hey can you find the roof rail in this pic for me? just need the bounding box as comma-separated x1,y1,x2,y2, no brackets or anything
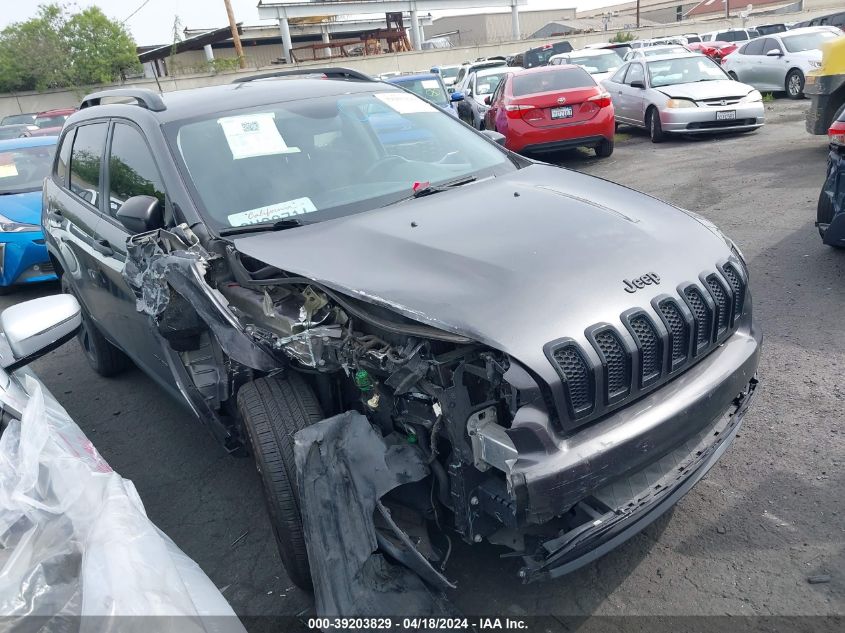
80,88,166,112
232,67,374,84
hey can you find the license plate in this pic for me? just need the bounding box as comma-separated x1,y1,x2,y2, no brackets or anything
716,110,737,121
551,106,573,119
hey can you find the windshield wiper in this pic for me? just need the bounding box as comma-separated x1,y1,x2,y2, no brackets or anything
412,175,477,198
219,217,310,237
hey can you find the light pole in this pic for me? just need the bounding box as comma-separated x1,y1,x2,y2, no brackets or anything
223,0,246,69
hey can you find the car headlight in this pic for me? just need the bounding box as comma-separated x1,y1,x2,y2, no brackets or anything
741,90,763,103
0,214,39,233
666,98,698,108
808,60,822,69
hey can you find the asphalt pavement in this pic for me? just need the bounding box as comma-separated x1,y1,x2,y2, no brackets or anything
2,98,842,625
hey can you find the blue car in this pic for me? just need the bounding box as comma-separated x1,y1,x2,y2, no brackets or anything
0,136,58,293
386,73,464,118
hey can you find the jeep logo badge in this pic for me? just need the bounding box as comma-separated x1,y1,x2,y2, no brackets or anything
623,272,661,293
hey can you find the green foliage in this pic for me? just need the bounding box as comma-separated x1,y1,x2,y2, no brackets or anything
762,92,775,103
0,3,141,92
610,31,636,43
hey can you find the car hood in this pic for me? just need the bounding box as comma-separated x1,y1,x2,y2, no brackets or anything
233,165,734,379
0,190,42,224
655,79,752,100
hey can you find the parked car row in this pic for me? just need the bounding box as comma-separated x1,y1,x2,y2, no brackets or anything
0,108,76,140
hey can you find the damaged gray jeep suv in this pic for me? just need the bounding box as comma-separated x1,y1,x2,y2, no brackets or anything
42,69,760,597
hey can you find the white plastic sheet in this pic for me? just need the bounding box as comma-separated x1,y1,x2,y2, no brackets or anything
0,371,244,631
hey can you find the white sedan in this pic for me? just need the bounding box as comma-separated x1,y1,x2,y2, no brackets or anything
549,48,622,83
722,26,843,98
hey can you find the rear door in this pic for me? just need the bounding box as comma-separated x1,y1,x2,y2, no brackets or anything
733,38,765,84
44,122,109,319
94,119,175,388
758,37,788,90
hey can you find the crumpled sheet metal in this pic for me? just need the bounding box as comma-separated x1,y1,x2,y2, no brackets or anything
294,411,454,622
123,231,277,371
0,374,243,631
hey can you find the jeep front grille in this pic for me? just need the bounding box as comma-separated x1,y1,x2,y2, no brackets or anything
551,343,593,418
546,261,747,425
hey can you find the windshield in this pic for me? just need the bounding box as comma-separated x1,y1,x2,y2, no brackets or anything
439,67,459,81
648,56,727,87
644,46,688,57
782,30,839,53
394,78,449,108
566,53,620,73
167,92,515,231
474,72,508,96
35,115,67,128
0,143,55,195
2,114,34,126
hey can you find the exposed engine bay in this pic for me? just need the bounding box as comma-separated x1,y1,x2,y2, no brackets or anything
122,223,760,617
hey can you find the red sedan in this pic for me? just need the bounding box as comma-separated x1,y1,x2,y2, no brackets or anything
687,41,739,63
483,65,615,157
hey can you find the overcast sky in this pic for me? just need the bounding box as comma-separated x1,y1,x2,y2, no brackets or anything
4,0,626,46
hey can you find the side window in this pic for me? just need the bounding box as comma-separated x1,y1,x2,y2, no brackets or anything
743,39,765,55
610,65,628,83
107,123,166,219
69,122,108,207
625,63,645,85
761,38,781,54
55,129,74,185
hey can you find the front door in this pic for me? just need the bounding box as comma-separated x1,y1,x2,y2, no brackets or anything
93,120,176,391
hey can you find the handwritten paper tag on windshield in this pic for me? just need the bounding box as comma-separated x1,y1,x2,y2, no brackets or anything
375,92,436,114
227,197,317,227
218,112,300,160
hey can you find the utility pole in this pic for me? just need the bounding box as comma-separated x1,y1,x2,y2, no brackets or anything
725,0,730,19
636,0,640,28
223,0,246,69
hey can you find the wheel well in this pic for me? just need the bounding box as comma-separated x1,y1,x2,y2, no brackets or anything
48,252,64,278
645,104,657,126
786,67,804,82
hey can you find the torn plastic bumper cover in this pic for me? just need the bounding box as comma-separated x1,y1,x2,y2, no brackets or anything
294,411,455,617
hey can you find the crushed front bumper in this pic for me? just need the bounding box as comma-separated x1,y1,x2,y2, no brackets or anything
521,373,758,582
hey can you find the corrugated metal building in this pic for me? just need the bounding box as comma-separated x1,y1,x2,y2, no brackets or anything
430,8,577,45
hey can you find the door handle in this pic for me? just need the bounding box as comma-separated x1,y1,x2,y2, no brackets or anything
92,238,113,257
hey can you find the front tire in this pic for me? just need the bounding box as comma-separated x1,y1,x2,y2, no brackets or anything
786,69,804,99
237,373,324,590
61,275,131,377
595,137,614,157
648,107,665,143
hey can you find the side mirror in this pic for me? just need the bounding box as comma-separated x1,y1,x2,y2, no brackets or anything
450,91,465,102
116,195,163,234
765,48,783,56
630,80,646,89
484,95,492,105
481,130,506,146
1,294,81,371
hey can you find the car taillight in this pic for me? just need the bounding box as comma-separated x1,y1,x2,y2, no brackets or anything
588,92,612,108
829,121,845,146
505,104,536,118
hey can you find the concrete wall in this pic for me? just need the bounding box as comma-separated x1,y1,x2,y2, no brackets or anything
432,8,578,45
2,0,843,119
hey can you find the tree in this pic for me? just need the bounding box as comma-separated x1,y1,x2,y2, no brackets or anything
0,4,68,92
610,31,636,43
63,7,141,86
0,3,140,92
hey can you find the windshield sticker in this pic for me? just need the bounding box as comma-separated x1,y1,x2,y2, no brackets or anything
217,112,300,160
0,154,17,178
420,80,439,89
227,197,317,227
375,92,437,114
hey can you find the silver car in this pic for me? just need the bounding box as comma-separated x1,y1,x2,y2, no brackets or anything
722,26,843,99
603,53,764,142
623,45,691,61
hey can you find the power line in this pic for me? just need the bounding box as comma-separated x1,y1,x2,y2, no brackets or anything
123,0,152,25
